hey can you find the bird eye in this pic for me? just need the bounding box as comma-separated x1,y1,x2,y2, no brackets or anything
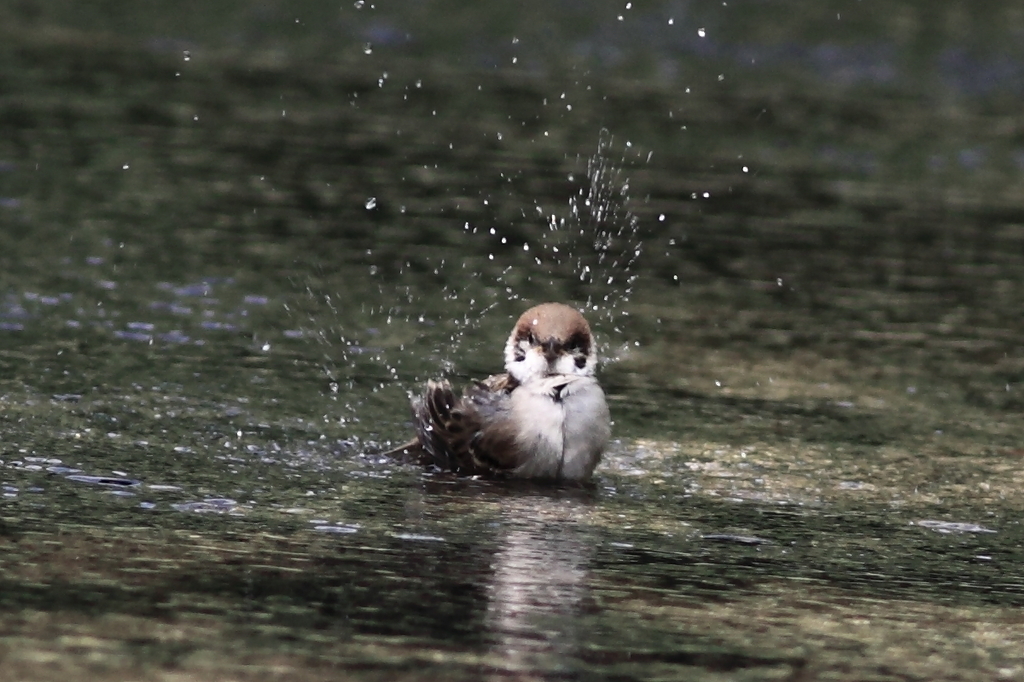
566,333,587,353
526,332,537,345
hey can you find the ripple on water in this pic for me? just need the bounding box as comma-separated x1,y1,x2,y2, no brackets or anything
159,330,190,343
46,466,82,475
914,520,996,534
161,282,214,297
65,474,141,487
114,330,153,342
390,532,445,542
702,533,773,545
313,524,361,534
171,498,245,514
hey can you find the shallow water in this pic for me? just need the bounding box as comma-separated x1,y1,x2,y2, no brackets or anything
3,5,1024,681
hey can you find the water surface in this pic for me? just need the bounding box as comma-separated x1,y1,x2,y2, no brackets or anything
2,6,1024,681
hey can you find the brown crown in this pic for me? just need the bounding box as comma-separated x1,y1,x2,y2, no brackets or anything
512,303,591,347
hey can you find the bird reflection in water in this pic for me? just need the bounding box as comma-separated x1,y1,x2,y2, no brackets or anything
483,491,595,677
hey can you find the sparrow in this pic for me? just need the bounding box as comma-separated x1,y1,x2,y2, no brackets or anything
385,302,610,482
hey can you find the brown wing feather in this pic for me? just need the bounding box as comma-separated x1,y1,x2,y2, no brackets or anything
476,372,518,393
410,374,521,476
412,380,462,471
461,380,521,472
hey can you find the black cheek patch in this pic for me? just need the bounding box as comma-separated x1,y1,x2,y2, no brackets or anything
514,346,526,362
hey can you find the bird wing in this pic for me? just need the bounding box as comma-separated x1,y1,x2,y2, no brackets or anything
412,374,521,475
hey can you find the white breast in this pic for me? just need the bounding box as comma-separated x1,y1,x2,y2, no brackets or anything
507,375,610,481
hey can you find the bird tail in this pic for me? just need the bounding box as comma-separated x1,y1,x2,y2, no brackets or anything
379,438,423,459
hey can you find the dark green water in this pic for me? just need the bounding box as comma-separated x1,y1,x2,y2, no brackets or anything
2,3,1024,681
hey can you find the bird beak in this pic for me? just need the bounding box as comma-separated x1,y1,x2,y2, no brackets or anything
541,339,559,363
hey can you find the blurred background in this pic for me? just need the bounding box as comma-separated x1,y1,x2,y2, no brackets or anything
2,1,1023,424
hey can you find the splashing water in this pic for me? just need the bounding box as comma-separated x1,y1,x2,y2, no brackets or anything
296,129,645,410
437,129,644,368
553,130,643,362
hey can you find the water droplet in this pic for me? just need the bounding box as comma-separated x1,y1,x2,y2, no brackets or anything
365,197,377,209
363,43,373,54
183,50,191,61
697,28,706,37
